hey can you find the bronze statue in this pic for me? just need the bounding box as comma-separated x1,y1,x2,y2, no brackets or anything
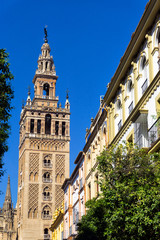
44,27,48,43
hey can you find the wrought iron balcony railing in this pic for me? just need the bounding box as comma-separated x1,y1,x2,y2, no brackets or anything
44,234,50,239
43,196,52,201
148,117,160,147
43,163,52,168
42,214,52,220
42,178,52,183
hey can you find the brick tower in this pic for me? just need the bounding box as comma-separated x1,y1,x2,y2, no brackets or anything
17,31,70,240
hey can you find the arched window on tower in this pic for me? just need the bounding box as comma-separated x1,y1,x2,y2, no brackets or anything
55,121,59,135
33,208,38,219
43,187,51,201
62,122,65,136
42,205,52,220
30,119,34,133
43,83,50,97
28,208,33,219
44,228,50,239
37,120,41,134
43,156,52,168
45,62,48,71
45,114,51,134
43,172,52,183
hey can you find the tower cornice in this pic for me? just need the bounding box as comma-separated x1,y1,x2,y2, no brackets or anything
32,73,58,84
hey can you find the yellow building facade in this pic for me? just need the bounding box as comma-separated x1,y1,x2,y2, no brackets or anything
50,202,64,240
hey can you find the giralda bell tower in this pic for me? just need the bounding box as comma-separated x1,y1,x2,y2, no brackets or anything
17,30,70,240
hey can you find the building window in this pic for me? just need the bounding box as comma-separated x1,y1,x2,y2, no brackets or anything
95,174,99,196
88,183,91,200
56,174,60,183
140,55,148,94
128,101,133,114
55,121,59,135
118,120,122,131
43,83,49,96
45,114,51,134
43,156,52,168
43,187,51,201
43,172,52,183
141,79,148,94
37,119,41,134
134,121,148,148
29,172,34,181
117,99,121,110
80,178,83,190
42,206,52,220
30,119,34,133
62,122,65,136
127,79,133,92
28,208,33,219
44,228,50,240
33,208,38,219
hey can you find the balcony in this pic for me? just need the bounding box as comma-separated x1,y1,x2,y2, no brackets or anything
43,178,52,183
43,163,52,168
34,94,59,101
148,117,160,148
42,214,52,220
44,234,50,239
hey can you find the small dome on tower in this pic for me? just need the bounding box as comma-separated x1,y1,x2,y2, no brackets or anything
41,43,51,52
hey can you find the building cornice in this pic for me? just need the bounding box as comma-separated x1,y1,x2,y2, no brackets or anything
103,0,160,106
83,110,107,153
32,73,58,84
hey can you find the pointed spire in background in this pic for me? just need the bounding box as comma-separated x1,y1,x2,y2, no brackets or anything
28,85,31,96
26,86,31,106
66,89,69,99
5,176,11,201
65,89,70,110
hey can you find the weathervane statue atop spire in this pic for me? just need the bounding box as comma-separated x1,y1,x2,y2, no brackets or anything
66,89,69,99
44,26,48,43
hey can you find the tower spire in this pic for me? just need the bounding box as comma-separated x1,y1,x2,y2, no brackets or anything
5,175,11,202
3,176,12,212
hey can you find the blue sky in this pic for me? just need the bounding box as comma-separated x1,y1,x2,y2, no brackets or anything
0,0,148,207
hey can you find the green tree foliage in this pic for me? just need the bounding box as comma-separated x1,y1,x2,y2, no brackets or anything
76,143,160,240
0,49,14,178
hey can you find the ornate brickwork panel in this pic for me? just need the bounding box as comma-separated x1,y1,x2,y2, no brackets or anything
28,184,39,213
55,154,65,175
29,139,65,151
55,185,64,209
29,153,39,175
